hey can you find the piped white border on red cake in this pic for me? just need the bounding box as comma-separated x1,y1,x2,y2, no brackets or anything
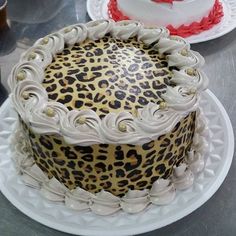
11,108,209,215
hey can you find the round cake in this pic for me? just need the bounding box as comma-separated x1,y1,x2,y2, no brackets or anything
9,20,209,214
108,0,224,37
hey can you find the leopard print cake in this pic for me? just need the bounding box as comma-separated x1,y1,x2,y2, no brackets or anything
9,20,208,212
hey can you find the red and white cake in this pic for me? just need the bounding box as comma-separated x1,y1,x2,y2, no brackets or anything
108,0,224,37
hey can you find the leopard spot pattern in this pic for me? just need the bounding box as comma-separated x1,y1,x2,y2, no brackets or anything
42,36,171,118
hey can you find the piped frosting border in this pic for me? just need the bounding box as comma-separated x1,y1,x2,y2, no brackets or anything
8,20,208,146
12,108,209,215
108,0,224,38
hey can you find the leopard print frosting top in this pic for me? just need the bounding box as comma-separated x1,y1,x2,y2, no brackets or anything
43,36,171,117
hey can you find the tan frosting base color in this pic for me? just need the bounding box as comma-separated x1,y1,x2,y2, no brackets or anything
22,112,195,196
43,36,171,118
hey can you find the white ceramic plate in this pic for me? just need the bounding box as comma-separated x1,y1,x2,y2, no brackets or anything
0,90,234,236
86,0,236,44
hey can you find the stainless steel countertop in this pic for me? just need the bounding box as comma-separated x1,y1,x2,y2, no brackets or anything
0,1,236,235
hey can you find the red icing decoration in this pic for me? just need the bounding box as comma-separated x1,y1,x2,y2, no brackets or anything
108,0,224,38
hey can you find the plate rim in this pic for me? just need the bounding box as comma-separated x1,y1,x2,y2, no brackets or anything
86,0,236,44
0,89,234,236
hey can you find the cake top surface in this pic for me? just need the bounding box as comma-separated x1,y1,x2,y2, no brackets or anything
8,20,208,145
43,36,171,118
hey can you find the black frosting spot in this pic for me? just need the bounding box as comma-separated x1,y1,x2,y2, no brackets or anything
74,100,83,108
46,84,57,92
129,85,141,95
82,154,94,162
108,100,121,109
60,147,77,159
115,91,126,100
68,69,80,75
155,164,166,175
94,48,103,56
95,162,106,172
54,72,63,79
94,93,105,103
57,95,73,104
48,93,58,100
98,80,109,88
39,136,53,150
116,169,125,178
60,87,73,93
91,66,103,71
128,64,139,72
141,62,152,69
138,96,149,106
65,76,76,84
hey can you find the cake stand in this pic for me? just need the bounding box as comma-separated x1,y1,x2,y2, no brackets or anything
86,0,236,44
0,90,234,236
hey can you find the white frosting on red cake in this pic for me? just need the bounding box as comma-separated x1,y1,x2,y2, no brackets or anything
116,0,215,27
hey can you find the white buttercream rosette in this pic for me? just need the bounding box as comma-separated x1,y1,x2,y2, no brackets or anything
34,32,65,56
20,45,53,69
138,26,169,45
162,86,199,112
61,24,88,46
11,80,48,122
135,102,185,140
171,68,209,91
29,101,69,134
155,35,190,54
100,111,150,145
8,61,44,91
61,109,103,146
